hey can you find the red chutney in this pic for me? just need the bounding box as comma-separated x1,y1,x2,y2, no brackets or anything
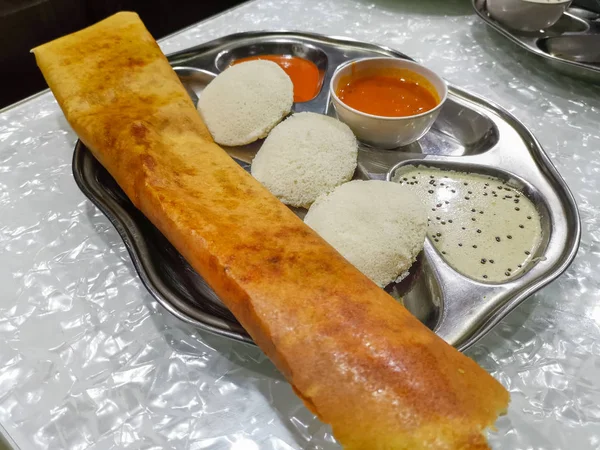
233,55,321,102
336,69,439,117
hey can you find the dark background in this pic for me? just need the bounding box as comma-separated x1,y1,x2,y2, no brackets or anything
0,0,247,109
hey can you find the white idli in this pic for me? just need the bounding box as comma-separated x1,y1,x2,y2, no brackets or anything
304,180,427,287
197,60,293,146
251,112,358,208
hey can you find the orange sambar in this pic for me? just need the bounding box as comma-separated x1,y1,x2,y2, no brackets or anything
336,69,439,117
233,55,321,103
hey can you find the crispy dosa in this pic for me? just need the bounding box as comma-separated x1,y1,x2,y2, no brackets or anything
32,13,509,449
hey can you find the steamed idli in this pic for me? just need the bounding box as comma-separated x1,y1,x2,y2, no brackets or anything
197,60,293,146
304,180,427,287
251,112,358,208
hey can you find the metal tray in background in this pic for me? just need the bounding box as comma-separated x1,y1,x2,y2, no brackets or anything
72,31,580,351
473,0,600,82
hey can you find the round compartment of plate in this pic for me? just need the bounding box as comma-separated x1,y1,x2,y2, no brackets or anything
388,160,551,284
215,40,328,103
537,34,600,64
545,11,590,34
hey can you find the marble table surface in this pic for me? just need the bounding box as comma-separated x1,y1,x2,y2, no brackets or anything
1,0,599,448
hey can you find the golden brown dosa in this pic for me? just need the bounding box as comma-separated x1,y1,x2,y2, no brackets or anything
32,12,509,449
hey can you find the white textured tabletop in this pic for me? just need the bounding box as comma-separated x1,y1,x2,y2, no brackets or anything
1,0,600,449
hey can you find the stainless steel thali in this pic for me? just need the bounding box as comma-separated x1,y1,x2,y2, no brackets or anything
473,0,600,82
72,31,581,351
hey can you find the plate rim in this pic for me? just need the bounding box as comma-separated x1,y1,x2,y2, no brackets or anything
472,0,600,79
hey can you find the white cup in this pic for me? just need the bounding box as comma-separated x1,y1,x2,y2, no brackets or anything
330,57,447,150
487,0,572,32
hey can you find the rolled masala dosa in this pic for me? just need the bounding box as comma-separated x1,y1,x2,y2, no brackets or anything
32,13,509,449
